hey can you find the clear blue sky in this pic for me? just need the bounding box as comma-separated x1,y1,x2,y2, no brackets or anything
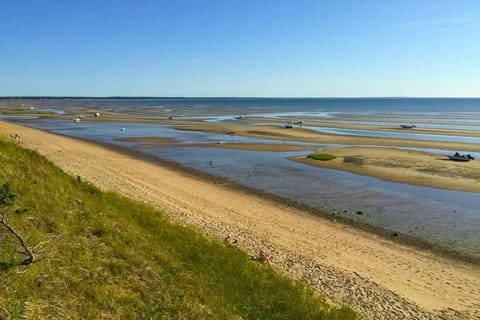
1,0,479,97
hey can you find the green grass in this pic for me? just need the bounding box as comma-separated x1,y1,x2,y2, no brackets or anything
0,138,357,319
307,153,337,161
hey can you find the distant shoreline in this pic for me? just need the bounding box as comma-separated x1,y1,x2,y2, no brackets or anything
1,96,480,100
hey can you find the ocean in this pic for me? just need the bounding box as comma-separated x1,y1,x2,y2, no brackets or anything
2,97,480,115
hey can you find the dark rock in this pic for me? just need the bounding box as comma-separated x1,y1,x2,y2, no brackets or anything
355,211,364,215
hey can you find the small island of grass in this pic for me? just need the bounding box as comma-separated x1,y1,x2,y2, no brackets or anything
307,153,337,161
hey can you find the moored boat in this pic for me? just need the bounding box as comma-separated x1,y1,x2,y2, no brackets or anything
448,152,475,161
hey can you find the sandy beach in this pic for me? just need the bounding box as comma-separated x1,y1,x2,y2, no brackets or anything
2,120,480,320
292,147,480,193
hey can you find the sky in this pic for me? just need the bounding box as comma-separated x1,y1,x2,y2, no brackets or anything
0,0,479,97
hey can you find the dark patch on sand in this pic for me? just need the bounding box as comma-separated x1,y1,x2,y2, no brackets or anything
116,136,177,144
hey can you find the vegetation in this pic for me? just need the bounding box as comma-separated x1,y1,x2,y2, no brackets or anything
0,137,357,319
307,153,337,161
0,183,35,265
342,156,364,166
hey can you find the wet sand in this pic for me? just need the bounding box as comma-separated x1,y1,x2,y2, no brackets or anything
39,112,480,139
2,120,480,320
292,147,480,193
115,136,309,152
173,123,480,152
200,142,309,152
116,136,178,144
248,117,480,137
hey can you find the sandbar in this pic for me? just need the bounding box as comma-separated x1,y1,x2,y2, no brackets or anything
292,147,480,193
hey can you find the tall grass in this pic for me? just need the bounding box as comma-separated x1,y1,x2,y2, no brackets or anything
0,137,357,319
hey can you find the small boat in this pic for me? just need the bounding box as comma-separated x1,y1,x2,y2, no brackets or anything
448,152,475,162
234,115,243,120
284,123,293,129
400,124,416,129
73,117,81,123
94,112,100,117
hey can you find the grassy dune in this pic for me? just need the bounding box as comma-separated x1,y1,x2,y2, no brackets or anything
0,138,356,319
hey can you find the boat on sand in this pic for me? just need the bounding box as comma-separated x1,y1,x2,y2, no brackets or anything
448,152,475,161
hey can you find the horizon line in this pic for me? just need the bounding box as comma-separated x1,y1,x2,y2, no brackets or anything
1,96,480,99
